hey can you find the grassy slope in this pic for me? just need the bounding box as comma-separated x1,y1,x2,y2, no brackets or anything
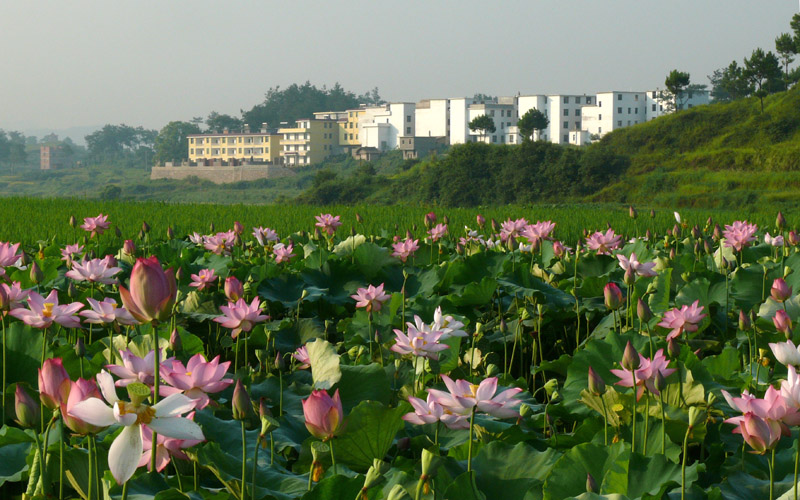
589,86,800,208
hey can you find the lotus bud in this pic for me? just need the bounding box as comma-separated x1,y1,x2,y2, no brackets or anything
672,224,680,238
771,278,792,303
491,218,500,232
739,310,751,331
232,379,252,420
691,226,700,239
688,407,705,428
356,213,363,224
790,230,800,246
604,283,623,310
0,286,8,312
15,385,39,428
386,484,409,500
169,329,182,353
30,261,43,284
721,256,730,270
777,211,787,230
166,226,175,240
587,366,606,395
142,221,150,234
123,239,136,255
586,473,598,493
628,205,637,219
396,436,410,451
654,370,668,393
424,212,435,229
621,341,640,370
224,276,244,302
669,247,676,260
623,267,635,286
476,214,486,228
703,239,712,255
637,298,652,323
119,256,177,324
175,266,184,281
773,309,793,338
712,224,722,241
314,227,322,240
693,241,700,255
209,222,215,233
137,229,145,241
456,242,464,255
274,351,285,371
68,215,77,228
649,208,655,219
113,226,121,238
233,221,244,235
66,281,77,299
668,337,681,358
75,337,86,358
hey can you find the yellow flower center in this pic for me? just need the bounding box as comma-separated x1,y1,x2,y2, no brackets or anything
42,303,55,318
186,371,192,376
469,384,480,398
118,402,156,425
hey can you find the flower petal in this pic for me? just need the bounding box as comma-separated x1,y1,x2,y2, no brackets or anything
108,424,143,485
69,398,116,427
153,393,195,418
147,416,205,441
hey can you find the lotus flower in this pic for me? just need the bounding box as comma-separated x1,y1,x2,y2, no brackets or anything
189,268,217,291
781,365,800,408
138,417,202,472
159,354,233,410
80,297,137,325
770,339,800,367
616,253,657,277
722,385,800,453
62,378,104,435
722,221,758,252
119,257,177,324
65,256,122,285
351,283,391,313
657,300,706,341
69,371,204,484
391,324,448,360
610,349,676,400
80,214,111,238
253,227,279,246
214,297,269,338
203,231,236,256
107,349,166,388
427,375,522,419
0,242,22,278
10,289,83,329
273,243,295,264
391,238,419,263
520,220,556,246
292,345,311,369
499,218,528,242
0,281,29,312
314,214,342,236
428,223,448,242
585,229,622,255
39,358,71,410
402,393,470,428
765,232,785,247
302,389,344,440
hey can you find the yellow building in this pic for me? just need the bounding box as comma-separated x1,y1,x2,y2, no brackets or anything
338,109,364,154
278,117,340,166
188,126,281,164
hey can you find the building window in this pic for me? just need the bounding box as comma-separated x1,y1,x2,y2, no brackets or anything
617,107,622,114
406,115,411,122
627,120,631,126
501,136,505,143
563,121,569,129
575,122,580,129
599,114,602,120
617,121,622,127
575,109,581,116
627,108,631,114
635,94,639,101
492,135,497,143
598,127,602,134
490,110,495,116
652,104,656,111
406,127,411,134
190,149,194,154
617,94,622,101
563,109,569,116
563,134,568,142
510,135,514,142
586,97,592,104
563,96,569,103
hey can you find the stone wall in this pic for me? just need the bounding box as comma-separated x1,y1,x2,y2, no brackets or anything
150,165,295,184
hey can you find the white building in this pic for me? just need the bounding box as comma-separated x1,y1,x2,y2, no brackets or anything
645,89,711,121
548,94,594,145
447,97,518,145
359,103,415,151
415,99,450,139
581,91,647,138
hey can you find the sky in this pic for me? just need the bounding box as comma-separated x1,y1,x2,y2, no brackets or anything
1,0,798,139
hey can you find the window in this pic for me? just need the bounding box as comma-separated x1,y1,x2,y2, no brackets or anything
688,104,693,108
490,110,495,116
406,115,411,122
617,121,622,127
563,96,569,103
635,94,639,101
492,135,497,143
617,107,622,114
599,114,602,120
190,149,194,154
563,134,568,142
510,135,514,142
563,109,569,116
598,127,602,134
501,136,505,143
652,104,656,111
586,97,592,104
617,94,622,101
659,105,663,111
563,121,569,129
627,108,631,114
627,120,631,126
575,109,581,116
576,122,580,129
652,92,657,98
406,127,411,134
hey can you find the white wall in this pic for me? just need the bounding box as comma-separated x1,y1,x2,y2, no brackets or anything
415,99,449,139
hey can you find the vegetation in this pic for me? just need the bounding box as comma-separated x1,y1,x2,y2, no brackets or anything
517,108,548,141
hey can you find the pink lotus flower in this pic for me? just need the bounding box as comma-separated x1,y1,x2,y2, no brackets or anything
315,214,342,236
119,257,177,324
770,339,800,366
107,349,166,388
428,223,448,242
781,365,800,408
391,324,449,360
79,297,137,325
203,231,236,256
0,282,29,312
610,349,676,400
224,276,243,302
138,417,202,472
391,238,420,263
62,378,105,435
159,354,233,410
65,256,122,285
80,214,111,238
499,218,528,242
0,242,22,277
189,268,217,291
616,253,657,277
765,232,785,247
292,345,311,369
657,300,706,341
253,227,279,246
774,309,793,336
604,283,623,310
60,243,84,266
553,240,567,258
302,389,344,440
351,283,391,313
428,375,522,419
69,370,203,484
723,385,800,453
771,278,792,303
273,243,296,264
122,240,136,256
188,232,204,246
585,229,622,255
39,357,71,410
10,289,83,329
521,221,556,246
432,307,467,340
214,297,269,338
723,220,758,252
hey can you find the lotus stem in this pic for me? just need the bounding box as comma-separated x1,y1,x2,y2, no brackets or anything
632,371,637,454
467,406,476,472
251,435,260,499
660,391,666,455
59,416,64,500
174,459,184,492
329,439,337,475
1,317,5,425
681,424,691,500
770,447,776,500
152,322,160,473
794,433,799,500
241,420,247,500
87,436,94,500
600,395,608,445
644,391,650,455
121,480,129,500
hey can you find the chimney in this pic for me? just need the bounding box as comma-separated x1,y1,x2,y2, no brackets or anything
261,122,268,133
243,123,250,133
223,127,229,135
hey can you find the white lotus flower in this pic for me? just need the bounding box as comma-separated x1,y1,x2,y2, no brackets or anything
69,370,204,484
674,212,681,224
769,339,800,367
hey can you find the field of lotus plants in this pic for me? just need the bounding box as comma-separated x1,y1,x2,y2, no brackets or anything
3,207,800,499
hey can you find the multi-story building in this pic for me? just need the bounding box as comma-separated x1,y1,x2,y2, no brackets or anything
581,91,648,138
448,97,517,145
40,145,64,170
547,94,594,145
517,95,549,142
278,117,339,166
415,99,450,140
359,103,415,151
338,109,364,155
188,124,281,164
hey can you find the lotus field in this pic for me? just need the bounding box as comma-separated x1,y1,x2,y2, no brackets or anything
5,209,800,499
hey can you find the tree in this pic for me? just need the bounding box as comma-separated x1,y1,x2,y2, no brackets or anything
85,124,157,167
517,109,549,141
744,48,785,111
775,33,796,78
468,115,496,142
664,70,691,111
472,93,496,103
154,121,201,164
708,61,752,102
205,112,243,133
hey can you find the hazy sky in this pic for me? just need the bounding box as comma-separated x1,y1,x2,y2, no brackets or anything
1,0,798,136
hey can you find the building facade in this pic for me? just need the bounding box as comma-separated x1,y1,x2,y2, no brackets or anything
188,125,281,164
278,118,339,166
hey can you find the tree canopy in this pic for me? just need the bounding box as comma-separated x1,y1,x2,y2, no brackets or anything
517,109,549,141
468,115,496,141
154,121,201,164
